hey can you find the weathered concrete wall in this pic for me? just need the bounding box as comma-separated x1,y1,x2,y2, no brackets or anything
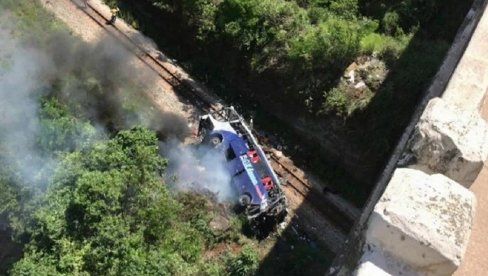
356,168,476,275
443,3,488,112
352,97,487,275
351,94,488,275
328,0,488,275
407,98,488,187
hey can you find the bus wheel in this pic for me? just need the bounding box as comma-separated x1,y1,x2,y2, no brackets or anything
239,194,251,206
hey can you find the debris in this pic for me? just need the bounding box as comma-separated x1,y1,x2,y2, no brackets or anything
347,70,355,84
354,81,366,90
279,221,287,230
154,50,166,61
108,7,119,25
209,214,231,235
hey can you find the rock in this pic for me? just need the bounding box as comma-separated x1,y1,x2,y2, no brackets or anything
347,70,356,84
357,58,387,90
209,215,231,235
358,168,475,276
272,149,284,158
345,62,359,76
354,81,366,90
408,97,488,187
355,247,417,276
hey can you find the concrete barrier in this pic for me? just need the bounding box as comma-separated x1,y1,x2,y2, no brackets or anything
355,169,476,276
329,1,488,275
407,98,488,187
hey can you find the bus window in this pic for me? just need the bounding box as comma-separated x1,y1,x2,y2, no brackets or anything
226,146,237,161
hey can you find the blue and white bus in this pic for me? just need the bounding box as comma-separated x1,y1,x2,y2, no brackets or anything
198,107,287,220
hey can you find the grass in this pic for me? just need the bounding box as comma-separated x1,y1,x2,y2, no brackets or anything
360,33,411,60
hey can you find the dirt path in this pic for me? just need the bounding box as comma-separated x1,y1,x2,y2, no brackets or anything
40,0,195,120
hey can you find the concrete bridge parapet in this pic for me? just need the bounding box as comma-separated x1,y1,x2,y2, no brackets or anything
330,0,488,275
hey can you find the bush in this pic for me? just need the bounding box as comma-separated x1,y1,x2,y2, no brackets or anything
322,87,348,116
382,11,401,36
38,98,96,153
288,16,361,72
328,0,358,19
225,245,258,276
359,32,411,60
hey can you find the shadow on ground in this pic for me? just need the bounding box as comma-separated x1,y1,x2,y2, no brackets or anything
255,0,474,274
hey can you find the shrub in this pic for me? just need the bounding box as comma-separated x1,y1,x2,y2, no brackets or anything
224,245,258,276
359,32,411,61
322,87,348,116
382,11,401,36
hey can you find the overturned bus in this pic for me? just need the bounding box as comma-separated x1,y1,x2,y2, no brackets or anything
197,107,287,221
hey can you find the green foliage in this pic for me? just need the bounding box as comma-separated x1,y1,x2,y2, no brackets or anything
0,176,18,217
0,0,65,42
116,0,383,113
8,127,214,275
323,87,348,116
288,16,361,72
10,252,60,276
358,0,441,33
328,0,358,19
216,0,307,70
38,98,96,153
111,0,469,128
183,0,220,41
382,11,401,36
360,33,411,60
224,245,258,276
0,96,97,241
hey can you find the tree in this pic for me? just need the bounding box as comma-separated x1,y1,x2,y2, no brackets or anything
38,98,96,153
10,127,209,275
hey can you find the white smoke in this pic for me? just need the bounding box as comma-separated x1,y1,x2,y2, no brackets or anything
0,9,221,204
161,139,236,203
0,19,57,189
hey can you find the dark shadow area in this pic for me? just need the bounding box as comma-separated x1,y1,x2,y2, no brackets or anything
253,205,336,275
257,0,475,274
0,218,22,274
346,0,474,174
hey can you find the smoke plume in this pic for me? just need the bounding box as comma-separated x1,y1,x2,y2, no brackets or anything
161,139,236,203
0,16,159,187
0,19,57,189
0,9,229,203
